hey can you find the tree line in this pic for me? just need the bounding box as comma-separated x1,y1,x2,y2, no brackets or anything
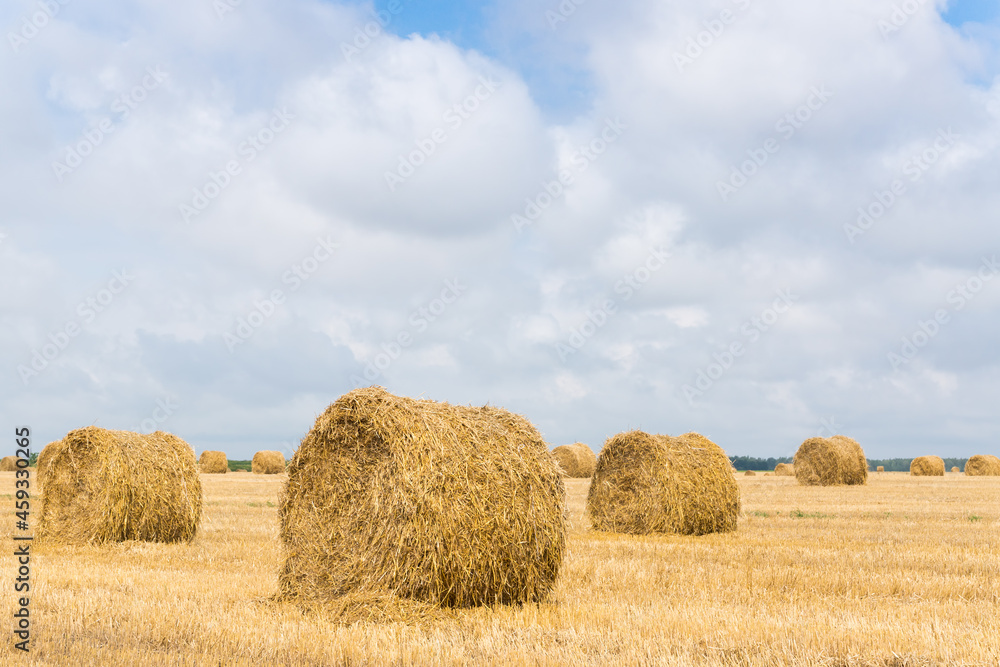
731,456,970,472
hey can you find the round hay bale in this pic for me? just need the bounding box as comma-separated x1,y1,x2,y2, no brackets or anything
744,470,757,477
199,450,228,474
794,435,867,486
252,450,285,474
774,462,795,476
877,466,885,473
234,468,249,473
279,387,566,608
551,443,596,478
910,455,945,476
951,466,960,473
586,430,739,535
964,454,1000,476
35,441,62,488
0,456,18,471
38,426,202,544
763,472,772,477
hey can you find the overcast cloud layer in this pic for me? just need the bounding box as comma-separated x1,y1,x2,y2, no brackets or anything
2,0,999,460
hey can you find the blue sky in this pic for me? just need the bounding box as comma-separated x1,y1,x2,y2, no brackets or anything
3,0,1000,461
942,0,999,27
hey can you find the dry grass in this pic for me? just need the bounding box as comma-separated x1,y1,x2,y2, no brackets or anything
38,427,202,545
965,454,1000,476
2,472,999,665
774,463,794,476
911,456,945,477
551,443,596,478
794,435,868,486
587,431,739,536
200,451,228,474
252,451,285,475
279,387,566,610
35,442,60,489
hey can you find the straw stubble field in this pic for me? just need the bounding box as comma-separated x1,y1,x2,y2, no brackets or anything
2,471,999,665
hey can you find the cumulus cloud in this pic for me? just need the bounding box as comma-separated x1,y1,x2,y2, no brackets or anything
2,0,999,457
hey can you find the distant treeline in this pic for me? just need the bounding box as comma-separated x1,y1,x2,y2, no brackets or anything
729,456,793,471
731,456,970,472
866,458,968,472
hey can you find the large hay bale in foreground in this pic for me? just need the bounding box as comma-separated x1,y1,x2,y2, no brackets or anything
774,463,795,476
586,430,739,535
552,443,596,477
0,456,17,471
910,455,945,476
279,387,566,608
199,450,228,474
965,454,1000,476
794,435,867,486
38,427,202,544
252,450,285,474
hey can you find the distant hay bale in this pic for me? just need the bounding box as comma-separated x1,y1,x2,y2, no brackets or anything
35,441,62,488
794,435,868,486
586,430,739,535
38,427,201,544
774,463,795,476
279,387,566,608
234,468,248,473
252,450,285,474
744,470,757,477
763,472,772,477
965,454,1000,476
951,466,960,473
551,443,596,478
199,451,228,474
0,456,17,471
910,455,945,476
877,466,885,473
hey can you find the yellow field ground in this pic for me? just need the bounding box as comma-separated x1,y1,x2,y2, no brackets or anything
2,471,999,665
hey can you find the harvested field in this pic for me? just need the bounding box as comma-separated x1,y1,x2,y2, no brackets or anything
2,472,998,665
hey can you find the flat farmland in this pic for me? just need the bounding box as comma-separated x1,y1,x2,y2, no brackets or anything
2,471,998,665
